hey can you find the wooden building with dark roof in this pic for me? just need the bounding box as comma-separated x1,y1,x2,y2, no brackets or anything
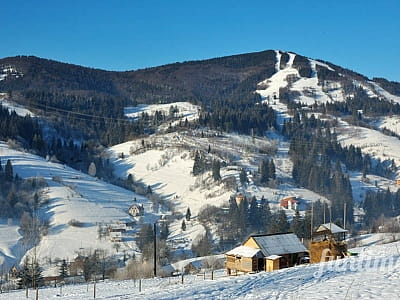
225,232,308,275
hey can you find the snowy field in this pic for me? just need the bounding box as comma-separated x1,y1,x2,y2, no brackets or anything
375,115,400,136
124,102,200,129
0,142,152,271
1,240,400,299
256,51,344,107
337,118,400,178
0,94,34,117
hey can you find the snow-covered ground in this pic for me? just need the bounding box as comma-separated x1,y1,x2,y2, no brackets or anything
124,101,200,129
0,142,153,271
256,51,344,107
375,115,400,136
109,138,234,253
2,240,400,299
337,118,400,178
0,219,23,268
0,66,22,81
0,94,34,117
369,81,400,104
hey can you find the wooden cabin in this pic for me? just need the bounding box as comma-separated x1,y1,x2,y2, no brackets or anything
397,179,400,185
225,233,308,275
225,246,264,274
309,223,348,263
129,204,144,217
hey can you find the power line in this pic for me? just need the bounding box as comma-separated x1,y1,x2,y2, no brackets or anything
25,101,135,124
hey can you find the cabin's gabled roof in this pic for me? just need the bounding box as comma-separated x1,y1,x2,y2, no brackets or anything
248,232,307,256
316,223,347,234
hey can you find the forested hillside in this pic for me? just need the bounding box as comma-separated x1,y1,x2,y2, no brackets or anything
1,49,400,260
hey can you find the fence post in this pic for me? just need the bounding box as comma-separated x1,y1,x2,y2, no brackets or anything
93,280,96,299
139,279,141,293
181,273,184,284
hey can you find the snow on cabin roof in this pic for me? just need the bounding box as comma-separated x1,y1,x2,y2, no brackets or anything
226,246,263,258
250,233,307,256
266,255,282,260
317,223,347,234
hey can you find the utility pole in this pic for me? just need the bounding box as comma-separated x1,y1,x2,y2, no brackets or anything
323,201,326,224
153,223,157,277
310,201,314,240
344,202,347,230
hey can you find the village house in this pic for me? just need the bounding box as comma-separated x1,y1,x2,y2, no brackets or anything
69,255,85,276
225,233,308,275
8,265,19,279
109,223,127,233
128,203,144,217
309,223,348,263
110,231,122,242
279,196,299,210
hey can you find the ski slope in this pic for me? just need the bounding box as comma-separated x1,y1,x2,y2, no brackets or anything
256,51,343,107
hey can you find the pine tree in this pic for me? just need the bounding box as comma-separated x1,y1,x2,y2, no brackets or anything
212,160,221,181
17,257,32,289
192,151,203,176
59,259,69,280
260,159,269,184
259,196,272,232
270,210,289,233
239,168,248,185
237,197,248,236
291,210,304,238
186,207,191,221
31,260,43,288
126,173,134,188
268,159,276,180
248,196,259,231
5,159,13,182
146,185,152,195
181,220,186,231
159,222,169,240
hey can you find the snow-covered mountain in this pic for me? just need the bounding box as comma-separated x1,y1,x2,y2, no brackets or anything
1,49,400,294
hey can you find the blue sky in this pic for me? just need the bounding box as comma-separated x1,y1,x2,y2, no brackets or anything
2,0,399,81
